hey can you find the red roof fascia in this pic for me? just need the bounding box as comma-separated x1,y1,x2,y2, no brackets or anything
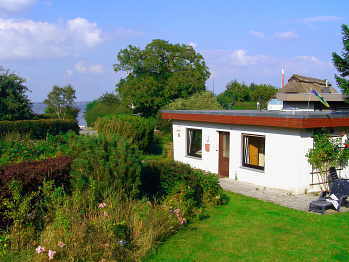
161,112,349,129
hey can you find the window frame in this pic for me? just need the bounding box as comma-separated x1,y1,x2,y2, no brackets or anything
186,128,203,159
241,133,266,171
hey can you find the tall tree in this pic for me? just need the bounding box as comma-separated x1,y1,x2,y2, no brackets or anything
44,85,79,120
0,68,33,121
332,24,349,97
114,39,210,117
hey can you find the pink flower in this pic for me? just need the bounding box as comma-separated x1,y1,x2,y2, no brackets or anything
48,250,56,260
57,241,65,248
35,245,45,254
98,202,107,208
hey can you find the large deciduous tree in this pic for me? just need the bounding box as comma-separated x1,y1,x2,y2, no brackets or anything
114,39,210,117
44,85,79,120
332,24,349,97
0,68,33,121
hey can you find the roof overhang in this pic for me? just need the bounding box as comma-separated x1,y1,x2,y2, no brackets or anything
161,110,349,129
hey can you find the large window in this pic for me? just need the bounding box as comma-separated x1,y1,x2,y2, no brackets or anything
242,134,265,170
187,128,202,158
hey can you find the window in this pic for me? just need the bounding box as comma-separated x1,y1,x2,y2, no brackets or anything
242,134,265,170
187,128,202,158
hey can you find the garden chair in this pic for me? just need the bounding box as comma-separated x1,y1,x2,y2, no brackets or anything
309,167,349,214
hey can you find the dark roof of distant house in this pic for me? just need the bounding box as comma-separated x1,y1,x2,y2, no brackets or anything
279,74,337,94
161,110,349,129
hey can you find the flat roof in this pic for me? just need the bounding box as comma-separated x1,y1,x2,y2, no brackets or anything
161,110,349,129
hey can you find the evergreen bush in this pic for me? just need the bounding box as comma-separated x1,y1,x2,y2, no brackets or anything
95,114,156,152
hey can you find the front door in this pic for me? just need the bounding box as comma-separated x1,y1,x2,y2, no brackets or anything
218,132,230,177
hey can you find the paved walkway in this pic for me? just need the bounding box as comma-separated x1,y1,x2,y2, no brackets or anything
219,178,349,213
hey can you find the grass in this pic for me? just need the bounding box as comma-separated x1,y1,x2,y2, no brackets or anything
145,192,349,262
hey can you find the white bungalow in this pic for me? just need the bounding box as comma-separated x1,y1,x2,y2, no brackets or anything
161,110,349,194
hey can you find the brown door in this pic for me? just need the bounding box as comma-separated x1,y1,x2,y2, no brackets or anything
218,132,230,177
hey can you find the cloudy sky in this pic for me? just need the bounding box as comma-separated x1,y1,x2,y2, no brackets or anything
0,0,348,102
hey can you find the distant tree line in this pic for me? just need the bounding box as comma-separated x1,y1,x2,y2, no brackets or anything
217,80,277,110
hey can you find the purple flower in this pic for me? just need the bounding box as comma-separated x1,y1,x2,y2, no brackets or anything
48,250,56,260
57,241,65,248
35,245,45,254
98,202,107,208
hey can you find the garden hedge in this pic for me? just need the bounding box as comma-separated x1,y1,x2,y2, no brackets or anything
0,119,79,139
95,114,155,152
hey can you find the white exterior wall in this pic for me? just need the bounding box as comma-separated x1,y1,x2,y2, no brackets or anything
173,120,316,194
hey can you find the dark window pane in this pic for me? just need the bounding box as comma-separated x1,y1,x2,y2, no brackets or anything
187,129,202,158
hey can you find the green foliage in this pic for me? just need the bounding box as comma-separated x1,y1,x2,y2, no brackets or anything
306,132,349,191
84,93,130,127
164,91,223,110
70,135,142,200
217,80,250,109
44,85,79,120
141,159,226,207
95,114,156,152
0,68,33,121
0,119,79,140
217,80,277,109
332,24,349,98
114,39,210,117
250,83,278,109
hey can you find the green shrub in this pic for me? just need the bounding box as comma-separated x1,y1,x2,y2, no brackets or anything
0,119,79,139
95,114,156,152
140,159,225,207
69,135,142,200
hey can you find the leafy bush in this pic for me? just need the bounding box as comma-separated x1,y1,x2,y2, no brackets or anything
69,135,142,200
306,132,349,191
0,119,79,139
95,114,156,152
140,159,225,207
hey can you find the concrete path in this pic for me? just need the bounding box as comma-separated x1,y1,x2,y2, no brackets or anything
220,178,349,213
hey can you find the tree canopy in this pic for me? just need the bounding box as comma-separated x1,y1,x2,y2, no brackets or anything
84,92,130,127
44,85,79,120
332,24,349,97
0,68,33,121
217,80,277,109
164,91,223,110
114,39,210,117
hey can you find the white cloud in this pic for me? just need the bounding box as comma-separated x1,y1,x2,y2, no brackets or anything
67,18,103,48
274,31,299,39
231,49,268,66
302,16,343,23
74,61,104,73
249,30,264,38
0,0,36,12
0,18,104,59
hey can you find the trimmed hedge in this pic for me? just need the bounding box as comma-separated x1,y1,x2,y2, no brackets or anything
0,156,72,198
0,119,79,139
95,114,155,152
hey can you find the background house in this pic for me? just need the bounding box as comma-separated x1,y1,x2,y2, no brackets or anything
272,74,349,111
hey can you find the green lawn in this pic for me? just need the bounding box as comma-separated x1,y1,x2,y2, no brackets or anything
145,192,349,262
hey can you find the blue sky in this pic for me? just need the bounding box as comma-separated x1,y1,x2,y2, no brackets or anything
0,0,348,102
